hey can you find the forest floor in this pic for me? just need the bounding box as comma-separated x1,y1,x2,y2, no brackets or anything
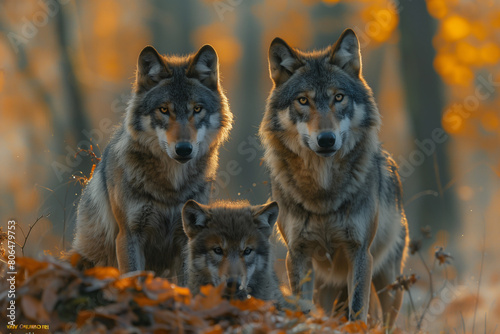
0,224,494,333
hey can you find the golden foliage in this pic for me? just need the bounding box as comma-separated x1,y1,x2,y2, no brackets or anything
321,0,399,44
441,15,470,41
84,266,120,280
426,0,449,19
192,23,242,67
17,256,49,275
481,111,499,132
77,0,150,83
360,0,399,43
93,0,121,38
434,53,474,86
429,0,500,159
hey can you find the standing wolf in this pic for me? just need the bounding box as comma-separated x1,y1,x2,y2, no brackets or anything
259,29,409,326
71,45,233,283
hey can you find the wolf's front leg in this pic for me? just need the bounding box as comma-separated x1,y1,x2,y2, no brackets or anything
286,250,309,297
347,247,373,322
116,228,145,273
372,248,404,327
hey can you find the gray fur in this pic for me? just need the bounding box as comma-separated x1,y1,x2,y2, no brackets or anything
182,200,288,306
259,29,409,326
71,45,233,283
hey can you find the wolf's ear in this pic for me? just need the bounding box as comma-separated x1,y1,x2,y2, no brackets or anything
268,38,303,87
182,200,210,238
187,45,219,90
136,46,171,92
252,201,279,238
329,29,362,77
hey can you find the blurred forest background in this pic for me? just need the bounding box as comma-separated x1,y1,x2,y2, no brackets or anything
0,0,499,330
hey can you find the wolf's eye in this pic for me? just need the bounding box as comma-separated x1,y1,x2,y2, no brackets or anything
298,97,309,106
243,248,252,256
334,94,344,102
213,247,223,255
193,105,202,113
159,106,169,114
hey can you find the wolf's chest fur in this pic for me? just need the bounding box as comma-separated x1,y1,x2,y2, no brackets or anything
301,220,352,282
135,201,188,274
121,139,213,205
268,136,376,215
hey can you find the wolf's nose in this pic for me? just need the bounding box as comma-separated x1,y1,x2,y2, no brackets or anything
175,142,193,157
317,132,336,148
226,278,241,290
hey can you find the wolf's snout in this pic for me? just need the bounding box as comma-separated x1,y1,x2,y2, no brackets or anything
225,277,242,290
175,142,193,157
224,277,244,299
317,132,336,148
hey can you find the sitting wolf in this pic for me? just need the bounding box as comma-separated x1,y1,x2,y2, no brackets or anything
71,44,233,284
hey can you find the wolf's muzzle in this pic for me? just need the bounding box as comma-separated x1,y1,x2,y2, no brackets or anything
175,142,193,156
317,132,336,148
225,277,242,290
223,277,246,300
174,142,193,163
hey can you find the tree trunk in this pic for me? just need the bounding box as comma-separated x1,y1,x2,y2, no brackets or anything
398,0,459,237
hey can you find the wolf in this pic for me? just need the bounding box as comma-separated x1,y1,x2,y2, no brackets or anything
182,200,286,304
259,29,409,326
71,44,233,284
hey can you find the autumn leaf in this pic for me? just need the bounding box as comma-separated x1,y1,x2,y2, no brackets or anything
171,286,192,304
70,252,81,267
194,284,226,310
231,296,274,312
134,294,161,307
203,325,224,334
112,276,140,290
17,257,49,275
85,266,120,280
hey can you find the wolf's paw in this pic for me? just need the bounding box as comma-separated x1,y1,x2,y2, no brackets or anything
296,299,316,314
279,296,316,314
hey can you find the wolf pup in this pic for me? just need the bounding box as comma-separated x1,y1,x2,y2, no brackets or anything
182,200,286,304
71,45,233,283
259,29,409,326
